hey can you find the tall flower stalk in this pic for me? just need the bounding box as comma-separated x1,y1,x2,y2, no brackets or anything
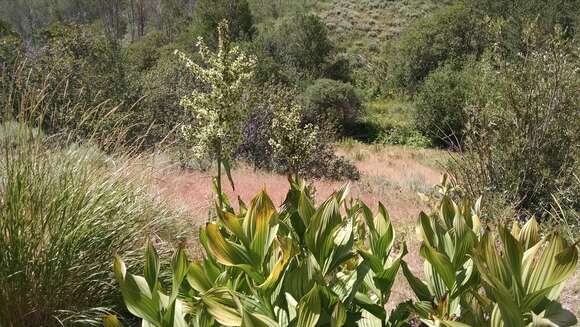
175,20,256,208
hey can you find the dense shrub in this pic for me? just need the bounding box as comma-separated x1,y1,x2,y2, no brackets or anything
0,21,23,115
252,13,349,83
450,26,580,212
191,0,255,43
137,52,197,145
239,85,360,180
387,2,488,93
302,78,361,135
467,0,580,45
35,23,129,105
414,62,469,146
0,126,183,326
125,31,170,72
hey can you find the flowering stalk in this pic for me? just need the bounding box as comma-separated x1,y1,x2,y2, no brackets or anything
176,20,256,208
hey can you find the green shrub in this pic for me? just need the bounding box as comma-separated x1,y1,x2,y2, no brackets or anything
191,0,255,43
252,13,348,83
302,79,361,136
466,0,580,48
387,2,488,93
0,126,183,326
450,25,580,212
137,52,197,145
414,62,469,146
239,85,360,181
376,125,432,148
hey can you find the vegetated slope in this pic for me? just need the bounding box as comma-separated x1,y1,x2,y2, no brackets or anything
314,0,451,52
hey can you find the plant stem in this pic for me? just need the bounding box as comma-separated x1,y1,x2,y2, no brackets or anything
216,142,223,209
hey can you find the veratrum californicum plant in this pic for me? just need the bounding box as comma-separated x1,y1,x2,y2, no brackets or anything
110,176,579,327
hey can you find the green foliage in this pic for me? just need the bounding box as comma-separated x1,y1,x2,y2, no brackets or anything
115,176,579,326
239,85,360,180
302,79,361,136
387,2,488,93
253,13,348,84
0,124,183,326
191,0,255,43
36,23,128,103
376,125,432,148
467,0,580,46
450,25,580,212
472,220,579,326
137,51,197,145
414,62,469,146
402,177,484,325
114,178,407,326
404,176,578,326
268,96,320,175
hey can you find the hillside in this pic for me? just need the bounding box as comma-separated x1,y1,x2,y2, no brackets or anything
314,0,450,52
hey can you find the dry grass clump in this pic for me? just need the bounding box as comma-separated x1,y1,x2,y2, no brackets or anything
0,123,188,326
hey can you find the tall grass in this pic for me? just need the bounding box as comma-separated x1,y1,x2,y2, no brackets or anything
0,124,183,326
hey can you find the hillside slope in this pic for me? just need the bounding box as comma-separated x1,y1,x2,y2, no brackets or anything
314,0,450,52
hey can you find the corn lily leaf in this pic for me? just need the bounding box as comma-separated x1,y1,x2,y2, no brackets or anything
114,256,161,325
419,243,455,290
202,288,243,326
144,239,160,292
171,247,188,301
243,191,278,264
401,260,432,302
296,284,321,327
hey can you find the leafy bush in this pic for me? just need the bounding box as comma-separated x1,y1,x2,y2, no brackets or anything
302,79,361,136
112,177,579,326
2,23,140,145
466,0,580,48
0,125,183,326
191,0,255,43
239,85,360,181
414,62,469,146
450,25,580,212
252,13,349,83
387,2,488,93
376,125,432,148
137,52,198,145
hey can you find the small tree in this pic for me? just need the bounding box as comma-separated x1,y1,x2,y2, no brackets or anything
268,102,319,176
175,21,256,207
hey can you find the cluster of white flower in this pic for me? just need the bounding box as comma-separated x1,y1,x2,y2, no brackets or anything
175,21,256,162
268,103,319,174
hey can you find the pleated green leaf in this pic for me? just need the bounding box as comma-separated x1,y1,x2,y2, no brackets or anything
419,243,455,290
296,284,321,327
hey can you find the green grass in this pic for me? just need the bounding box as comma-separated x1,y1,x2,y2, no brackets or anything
365,97,416,128
0,124,185,326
